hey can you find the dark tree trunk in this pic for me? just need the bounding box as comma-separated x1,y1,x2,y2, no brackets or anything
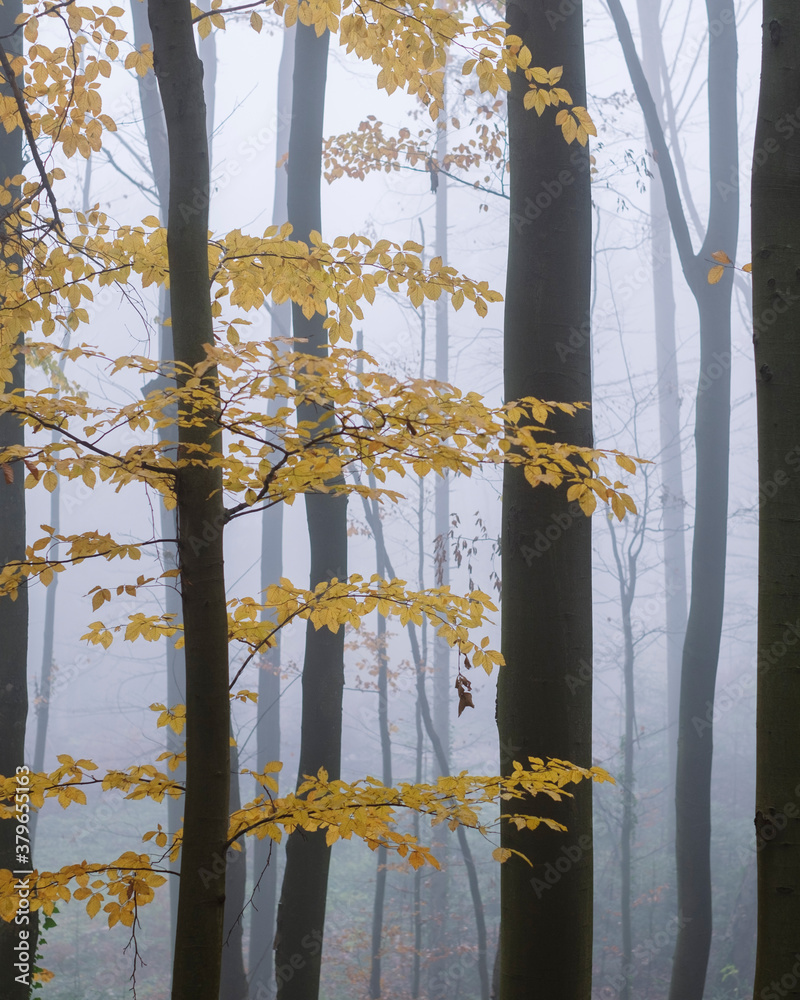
606,5,738,997
497,3,593,999
0,0,28,992
147,1,231,998
248,28,294,1000
274,21,348,1000
751,5,800,994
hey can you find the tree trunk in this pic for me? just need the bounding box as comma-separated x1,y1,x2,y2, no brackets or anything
368,544,391,1000
147,2,231,999
635,0,687,803
609,525,638,1000
221,737,248,1000
274,21,348,1000
248,27,294,1000
430,98,450,998
752,6,800,995
0,0,28,991
606,5,738,997
497,4,593,1000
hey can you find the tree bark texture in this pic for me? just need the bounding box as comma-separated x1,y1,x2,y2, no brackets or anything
752,5,800,996
498,3,593,1000
147,3,231,999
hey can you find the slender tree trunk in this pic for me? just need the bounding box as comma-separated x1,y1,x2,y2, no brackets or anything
248,29,294,999
412,283,426,1000
606,5,738,997
368,550,392,1000
751,6,800,995
497,3,593,999
274,21,348,1000
609,526,638,1000
148,2,230,998
221,737,248,1000
635,0,687,801
0,0,28,992
412,693,424,1000
430,99,450,998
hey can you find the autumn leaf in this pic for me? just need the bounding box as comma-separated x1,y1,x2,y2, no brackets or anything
455,673,474,717
708,265,725,285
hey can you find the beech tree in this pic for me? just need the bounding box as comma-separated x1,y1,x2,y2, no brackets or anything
146,0,231,994
272,17,349,1000
606,3,739,996
751,3,800,993
249,22,294,1000
497,4,597,1000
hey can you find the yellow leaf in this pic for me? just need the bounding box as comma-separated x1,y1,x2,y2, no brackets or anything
707,265,725,285
492,846,512,863
711,250,731,264
742,262,752,273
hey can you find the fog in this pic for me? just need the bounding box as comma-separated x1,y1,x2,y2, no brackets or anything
8,0,764,997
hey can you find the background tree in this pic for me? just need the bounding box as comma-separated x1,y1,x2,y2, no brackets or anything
606,3,739,995
248,24,295,1000
273,18,349,1000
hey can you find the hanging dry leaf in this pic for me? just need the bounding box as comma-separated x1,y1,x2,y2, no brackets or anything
455,673,474,717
